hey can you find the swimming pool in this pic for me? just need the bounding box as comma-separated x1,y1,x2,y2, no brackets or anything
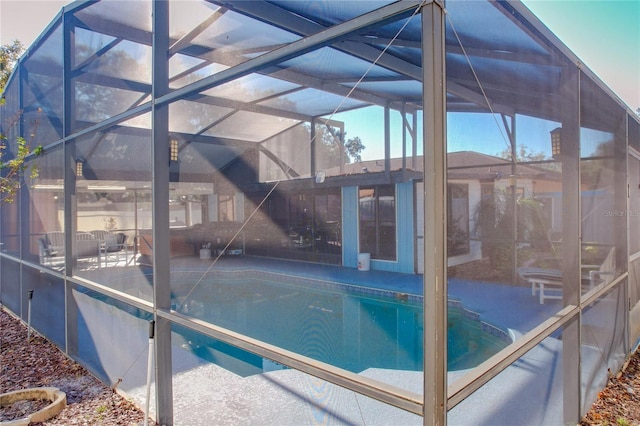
171,271,510,375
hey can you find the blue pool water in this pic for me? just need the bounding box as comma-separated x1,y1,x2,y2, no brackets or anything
171,273,509,375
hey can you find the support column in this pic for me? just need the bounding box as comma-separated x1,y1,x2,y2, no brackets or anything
402,103,407,180
62,10,79,357
384,103,391,181
615,115,629,277
17,61,26,319
310,117,316,176
560,65,581,425
422,1,446,424
412,111,418,170
152,1,173,424
614,110,629,354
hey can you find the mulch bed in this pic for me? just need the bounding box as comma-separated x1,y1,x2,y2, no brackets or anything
581,346,640,425
0,307,151,425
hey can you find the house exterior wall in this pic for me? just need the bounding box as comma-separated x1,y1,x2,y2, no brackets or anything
342,186,359,269
343,182,415,274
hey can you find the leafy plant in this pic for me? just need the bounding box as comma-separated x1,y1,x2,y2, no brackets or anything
473,187,553,281
1,41,43,204
0,40,23,91
473,188,514,278
0,110,43,203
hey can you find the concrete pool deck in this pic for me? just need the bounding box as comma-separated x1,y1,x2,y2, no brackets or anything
96,255,574,425
128,332,572,425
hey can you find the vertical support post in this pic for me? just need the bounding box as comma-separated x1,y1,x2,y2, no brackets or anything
17,60,25,318
621,114,631,353
615,114,629,274
63,10,78,275
422,1,447,424
412,111,418,170
339,121,345,175
560,65,581,424
62,9,79,357
402,102,407,180
310,117,316,177
384,103,391,181
152,1,174,424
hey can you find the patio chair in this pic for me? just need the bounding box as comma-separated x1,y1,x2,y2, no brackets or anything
45,231,65,253
518,247,615,304
90,230,122,263
75,238,102,268
79,233,102,267
518,268,572,304
38,237,60,265
44,232,102,268
89,229,111,243
76,231,95,240
102,232,128,265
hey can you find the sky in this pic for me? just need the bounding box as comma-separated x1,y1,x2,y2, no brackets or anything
1,0,638,112
0,0,638,161
522,0,640,112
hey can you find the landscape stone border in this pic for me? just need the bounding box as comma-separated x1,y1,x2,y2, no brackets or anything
0,387,66,426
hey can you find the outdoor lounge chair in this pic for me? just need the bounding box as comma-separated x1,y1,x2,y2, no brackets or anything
518,248,615,304
89,229,111,243
103,232,128,265
37,232,66,266
45,231,65,253
90,230,128,265
517,267,580,304
38,237,61,265
75,238,102,268
40,231,102,268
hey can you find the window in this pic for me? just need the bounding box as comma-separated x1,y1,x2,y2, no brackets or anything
218,195,235,221
447,184,470,256
359,185,396,260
